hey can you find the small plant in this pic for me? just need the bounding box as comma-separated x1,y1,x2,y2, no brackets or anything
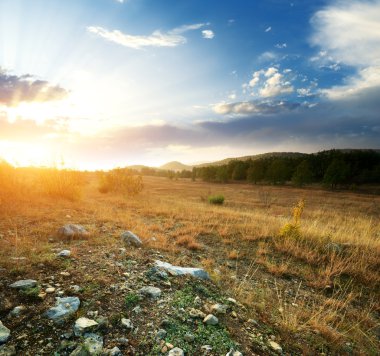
280,199,305,238
20,286,41,300
125,292,139,309
208,194,225,205
98,168,143,196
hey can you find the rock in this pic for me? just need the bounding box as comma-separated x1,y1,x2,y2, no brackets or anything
9,280,37,290
156,329,167,340
57,250,71,258
70,285,82,293
168,348,184,356
57,224,88,239
227,298,237,305
145,267,168,281
83,333,103,355
0,345,16,356
184,333,195,342
226,350,243,356
45,287,56,294
74,318,98,336
0,321,10,344
188,308,206,319
268,340,282,352
120,231,142,247
203,314,219,326
201,345,213,352
139,286,162,298
45,297,80,322
121,318,133,331
211,303,228,314
104,347,122,356
155,260,210,280
116,338,129,346
8,306,25,317
60,271,70,277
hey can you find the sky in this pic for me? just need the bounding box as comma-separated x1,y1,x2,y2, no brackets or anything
0,0,379,170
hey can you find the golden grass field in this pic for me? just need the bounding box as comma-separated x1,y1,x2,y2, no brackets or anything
0,169,379,354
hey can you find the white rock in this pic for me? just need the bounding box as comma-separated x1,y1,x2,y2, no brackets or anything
203,314,219,326
0,321,10,344
8,306,26,317
155,260,210,280
226,349,243,356
120,231,142,247
83,333,103,355
211,303,228,314
57,250,71,258
57,224,88,238
139,286,161,298
168,348,184,356
121,318,133,330
45,287,55,294
268,340,282,352
74,317,98,336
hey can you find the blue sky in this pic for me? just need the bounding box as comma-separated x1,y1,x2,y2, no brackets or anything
0,0,379,169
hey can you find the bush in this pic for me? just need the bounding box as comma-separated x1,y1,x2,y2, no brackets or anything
208,195,225,205
98,168,143,196
280,199,305,238
38,168,85,201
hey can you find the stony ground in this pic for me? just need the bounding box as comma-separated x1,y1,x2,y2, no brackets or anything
0,227,287,356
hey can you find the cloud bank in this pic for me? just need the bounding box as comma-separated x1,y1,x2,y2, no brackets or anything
0,70,68,107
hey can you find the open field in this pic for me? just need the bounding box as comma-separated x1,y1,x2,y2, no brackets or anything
0,173,379,355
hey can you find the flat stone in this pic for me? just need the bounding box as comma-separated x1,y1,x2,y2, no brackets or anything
139,286,162,298
45,297,80,322
156,329,167,339
83,333,103,355
203,314,219,326
57,224,88,238
155,260,210,280
168,348,184,356
74,318,98,336
57,250,71,258
188,308,206,319
0,321,10,344
45,287,56,294
9,280,37,290
184,333,195,342
120,231,143,247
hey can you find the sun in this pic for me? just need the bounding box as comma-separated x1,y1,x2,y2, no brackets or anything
0,141,53,167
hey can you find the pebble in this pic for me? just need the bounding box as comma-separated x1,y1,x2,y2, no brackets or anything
121,318,133,331
168,347,184,356
211,303,228,314
9,280,37,290
45,288,55,294
203,314,219,326
56,250,71,258
139,286,162,298
268,340,283,352
0,320,11,343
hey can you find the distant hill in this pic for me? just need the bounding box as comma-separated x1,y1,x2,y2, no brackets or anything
159,161,193,172
195,152,308,167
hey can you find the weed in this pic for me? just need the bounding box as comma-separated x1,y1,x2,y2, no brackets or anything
125,292,139,309
208,195,225,205
280,199,305,238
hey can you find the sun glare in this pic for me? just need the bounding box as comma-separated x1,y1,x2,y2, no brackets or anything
0,141,53,167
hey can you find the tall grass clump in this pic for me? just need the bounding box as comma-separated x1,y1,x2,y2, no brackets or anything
98,168,143,196
38,168,86,201
0,160,25,202
208,194,225,205
280,199,305,238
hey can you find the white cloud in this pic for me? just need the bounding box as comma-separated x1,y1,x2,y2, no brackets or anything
311,0,380,99
265,26,272,32
249,70,263,87
275,43,287,49
259,72,293,97
202,30,215,39
264,67,278,77
87,23,208,49
258,51,277,62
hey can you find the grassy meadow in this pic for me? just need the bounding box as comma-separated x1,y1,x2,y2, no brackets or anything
0,166,379,354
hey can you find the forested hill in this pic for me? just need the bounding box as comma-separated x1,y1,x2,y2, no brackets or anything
193,149,380,188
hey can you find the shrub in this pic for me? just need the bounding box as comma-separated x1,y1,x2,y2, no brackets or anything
38,168,85,201
280,199,305,238
98,168,143,196
208,195,225,205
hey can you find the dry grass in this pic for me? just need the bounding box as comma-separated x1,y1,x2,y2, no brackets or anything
0,172,379,354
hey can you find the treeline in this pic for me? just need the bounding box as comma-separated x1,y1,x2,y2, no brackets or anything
193,150,380,188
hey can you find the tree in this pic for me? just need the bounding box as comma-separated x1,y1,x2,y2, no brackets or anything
266,159,291,184
323,159,350,189
292,160,314,186
247,160,266,184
